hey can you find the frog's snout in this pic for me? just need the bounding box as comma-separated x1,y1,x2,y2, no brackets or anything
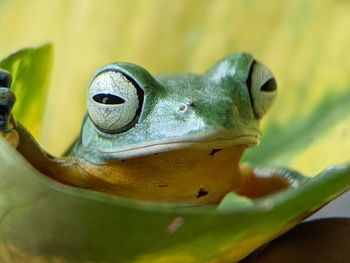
246,61,277,119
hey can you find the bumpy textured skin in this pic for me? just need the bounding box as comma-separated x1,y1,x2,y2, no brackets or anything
76,53,272,163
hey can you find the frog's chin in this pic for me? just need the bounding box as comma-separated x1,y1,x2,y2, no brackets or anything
96,134,260,160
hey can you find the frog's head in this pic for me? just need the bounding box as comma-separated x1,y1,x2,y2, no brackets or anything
76,53,277,163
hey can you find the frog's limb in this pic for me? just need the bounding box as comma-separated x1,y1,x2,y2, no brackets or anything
0,72,91,189
4,118,91,188
13,121,92,188
238,164,309,199
0,117,19,148
0,71,19,148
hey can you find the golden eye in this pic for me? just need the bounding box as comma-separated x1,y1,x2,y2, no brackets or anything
88,70,143,133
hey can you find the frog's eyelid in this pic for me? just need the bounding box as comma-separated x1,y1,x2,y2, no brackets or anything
246,61,259,119
96,68,145,100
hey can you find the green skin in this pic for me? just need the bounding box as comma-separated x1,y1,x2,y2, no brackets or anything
78,53,264,162
0,53,307,204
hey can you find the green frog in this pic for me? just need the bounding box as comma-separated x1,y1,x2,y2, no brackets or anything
0,53,307,205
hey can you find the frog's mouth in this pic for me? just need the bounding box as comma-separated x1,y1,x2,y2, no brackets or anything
87,133,260,161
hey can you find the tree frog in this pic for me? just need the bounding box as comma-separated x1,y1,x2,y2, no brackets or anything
0,53,307,205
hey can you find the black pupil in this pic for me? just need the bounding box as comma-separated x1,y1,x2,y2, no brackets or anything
93,93,125,105
261,78,277,92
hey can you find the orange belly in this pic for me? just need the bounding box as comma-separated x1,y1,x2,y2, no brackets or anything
79,145,246,205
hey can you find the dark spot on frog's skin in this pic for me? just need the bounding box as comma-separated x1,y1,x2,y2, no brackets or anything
188,101,196,107
210,149,222,156
158,184,169,188
121,159,126,162
196,188,208,198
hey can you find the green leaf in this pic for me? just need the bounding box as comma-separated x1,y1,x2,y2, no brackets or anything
0,137,349,262
0,44,52,137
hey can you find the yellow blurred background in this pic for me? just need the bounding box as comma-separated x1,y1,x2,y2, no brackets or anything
0,0,349,175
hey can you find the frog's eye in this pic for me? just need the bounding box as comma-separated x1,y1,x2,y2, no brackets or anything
88,70,144,133
246,61,277,119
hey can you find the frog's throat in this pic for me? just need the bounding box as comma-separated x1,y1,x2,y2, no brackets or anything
84,133,260,161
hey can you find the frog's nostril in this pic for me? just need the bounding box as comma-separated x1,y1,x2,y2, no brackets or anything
93,93,125,105
261,78,277,92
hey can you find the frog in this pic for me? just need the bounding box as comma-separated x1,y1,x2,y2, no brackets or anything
0,53,307,205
